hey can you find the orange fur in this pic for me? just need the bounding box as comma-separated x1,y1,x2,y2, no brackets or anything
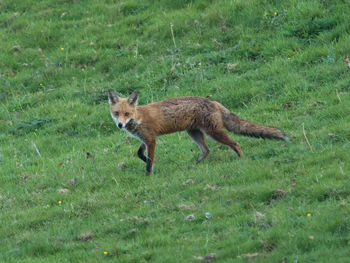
108,90,289,174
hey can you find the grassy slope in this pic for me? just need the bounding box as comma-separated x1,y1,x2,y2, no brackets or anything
1,0,350,262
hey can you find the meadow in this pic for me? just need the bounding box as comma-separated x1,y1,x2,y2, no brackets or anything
1,0,350,262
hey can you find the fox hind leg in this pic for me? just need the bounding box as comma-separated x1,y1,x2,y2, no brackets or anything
206,129,243,157
187,129,210,164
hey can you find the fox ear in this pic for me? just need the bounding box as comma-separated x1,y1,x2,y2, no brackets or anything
108,90,119,105
127,91,138,105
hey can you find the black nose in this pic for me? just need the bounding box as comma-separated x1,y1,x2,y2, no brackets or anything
118,123,123,128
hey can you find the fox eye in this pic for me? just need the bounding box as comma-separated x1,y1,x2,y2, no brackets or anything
114,112,119,116
125,112,129,117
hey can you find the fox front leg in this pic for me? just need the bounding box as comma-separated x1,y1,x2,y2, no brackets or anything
137,143,147,163
145,140,156,175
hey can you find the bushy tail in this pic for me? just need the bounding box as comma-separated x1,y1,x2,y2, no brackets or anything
222,111,290,141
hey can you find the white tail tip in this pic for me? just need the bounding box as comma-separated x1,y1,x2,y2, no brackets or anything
283,136,291,142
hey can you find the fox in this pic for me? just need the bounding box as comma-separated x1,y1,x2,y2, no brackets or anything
108,90,290,174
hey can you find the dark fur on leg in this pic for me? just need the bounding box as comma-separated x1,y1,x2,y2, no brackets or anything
137,144,147,163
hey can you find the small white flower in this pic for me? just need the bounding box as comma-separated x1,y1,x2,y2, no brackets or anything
205,212,212,219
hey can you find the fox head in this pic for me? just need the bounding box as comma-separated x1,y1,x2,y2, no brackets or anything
108,90,138,129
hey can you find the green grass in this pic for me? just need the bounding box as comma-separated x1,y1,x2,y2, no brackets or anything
1,0,350,262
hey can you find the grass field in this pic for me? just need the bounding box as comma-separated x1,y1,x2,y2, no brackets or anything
1,0,350,262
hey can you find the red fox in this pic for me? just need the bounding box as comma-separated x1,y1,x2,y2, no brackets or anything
108,90,290,174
